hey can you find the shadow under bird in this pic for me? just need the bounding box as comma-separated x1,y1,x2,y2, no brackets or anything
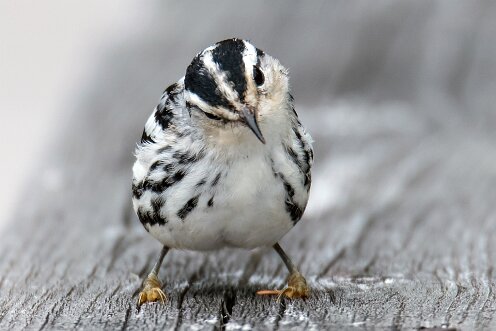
132,38,314,306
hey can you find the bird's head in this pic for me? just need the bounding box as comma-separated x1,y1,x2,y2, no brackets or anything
184,38,290,144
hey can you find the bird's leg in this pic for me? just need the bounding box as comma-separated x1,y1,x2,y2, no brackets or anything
257,242,310,300
137,245,169,307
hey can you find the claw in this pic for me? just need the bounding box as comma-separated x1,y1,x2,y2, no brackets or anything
137,273,167,307
256,272,310,300
138,287,167,306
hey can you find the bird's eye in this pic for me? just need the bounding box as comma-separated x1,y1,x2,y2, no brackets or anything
253,66,265,86
204,112,222,121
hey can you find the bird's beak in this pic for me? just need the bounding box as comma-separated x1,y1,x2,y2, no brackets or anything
241,106,266,144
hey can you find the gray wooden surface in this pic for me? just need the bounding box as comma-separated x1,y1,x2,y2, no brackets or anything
1,1,496,330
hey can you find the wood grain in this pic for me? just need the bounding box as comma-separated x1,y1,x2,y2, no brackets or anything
1,1,496,330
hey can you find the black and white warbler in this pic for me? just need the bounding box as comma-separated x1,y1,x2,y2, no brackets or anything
132,38,313,305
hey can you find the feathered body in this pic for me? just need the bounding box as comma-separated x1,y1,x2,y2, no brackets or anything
132,39,313,251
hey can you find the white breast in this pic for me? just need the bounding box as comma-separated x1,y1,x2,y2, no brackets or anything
145,142,300,250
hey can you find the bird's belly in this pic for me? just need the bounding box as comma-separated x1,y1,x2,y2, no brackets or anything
147,157,294,250
153,201,292,250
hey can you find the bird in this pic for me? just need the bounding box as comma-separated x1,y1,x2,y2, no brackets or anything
132,38,313,306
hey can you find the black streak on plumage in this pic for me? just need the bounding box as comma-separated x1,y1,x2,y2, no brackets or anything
285,140,311,191
282,175,303,224
151,197,164,214
132,182,143,199
177,195,200,220
207,196,214,207
137,206,166,228
146,168,187,193
141,130,154,144
164,82,178,95
286,200,303,224
173,150,205,164
269,158,278,178
155,104,174,129
149,160,161,171
172,169,187,182
272,160,304,225
196,178,207,187
288,93,295,105
211,172,222,186
290,119,312,191
304,173,312,192
285,144,302,171
163,163,175,173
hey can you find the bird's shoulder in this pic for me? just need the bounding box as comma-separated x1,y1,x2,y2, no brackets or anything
133,78,206,185
138,78,190,146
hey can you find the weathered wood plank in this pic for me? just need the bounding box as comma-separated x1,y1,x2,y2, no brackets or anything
1,1,496,330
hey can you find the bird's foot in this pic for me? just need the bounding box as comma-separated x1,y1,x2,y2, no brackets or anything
257,271,310,300
137,272,167,307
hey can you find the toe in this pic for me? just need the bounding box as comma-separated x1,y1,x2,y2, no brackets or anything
137,288,167,306
256,289,282,296
257,273,310,300
287,273,310,298
138,292,148,306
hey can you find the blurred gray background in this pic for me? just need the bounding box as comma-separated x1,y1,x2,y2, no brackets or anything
0,0,148,227
2,0,495,226
1,1,496,329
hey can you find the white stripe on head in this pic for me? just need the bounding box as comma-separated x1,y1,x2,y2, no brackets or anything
242,40,258,68
242,40,259,105
184,88,240,121
202,52,240,105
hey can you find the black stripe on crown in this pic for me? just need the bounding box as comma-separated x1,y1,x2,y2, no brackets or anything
185,54,232,109
211,39,247,102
